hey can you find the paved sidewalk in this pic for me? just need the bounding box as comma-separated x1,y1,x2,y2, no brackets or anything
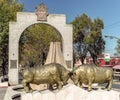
0,88,7,100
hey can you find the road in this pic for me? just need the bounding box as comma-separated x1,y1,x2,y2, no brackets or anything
110,80,120,92
112,83,120,92
98,79,120,92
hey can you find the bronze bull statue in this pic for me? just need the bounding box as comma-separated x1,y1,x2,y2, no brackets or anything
19,63,70,93
70,64,113,91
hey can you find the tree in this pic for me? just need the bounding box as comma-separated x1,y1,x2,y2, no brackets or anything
0,0,23,77
71,14,105,65
85,18,105,65
72,14,92,64
19,24,62,67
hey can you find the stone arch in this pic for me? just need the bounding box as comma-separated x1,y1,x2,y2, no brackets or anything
19,22,63,49
9,12,73,85
19,23,63,66
20,23,63,41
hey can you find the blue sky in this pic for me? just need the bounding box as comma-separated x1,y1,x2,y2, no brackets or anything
18,0,120,56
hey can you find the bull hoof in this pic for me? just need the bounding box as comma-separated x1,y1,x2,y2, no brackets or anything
79,85,83,89
63,82,68,86
58,85,62,90
58,87,62,90
25,90,30,93
24,87,30,93
24,88,33,93
107,88,111,91
88,88,92,92
88,90,92,92
29,90,33,93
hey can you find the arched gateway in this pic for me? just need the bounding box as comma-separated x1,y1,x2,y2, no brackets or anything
9,3,73,85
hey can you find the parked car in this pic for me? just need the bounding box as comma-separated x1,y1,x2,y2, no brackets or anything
113,65,120,80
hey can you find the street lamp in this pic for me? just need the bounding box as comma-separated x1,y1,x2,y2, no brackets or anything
104,35,120,57
104,35,120,40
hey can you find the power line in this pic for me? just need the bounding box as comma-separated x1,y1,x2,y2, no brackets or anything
105,21,120,28
104,21,120,30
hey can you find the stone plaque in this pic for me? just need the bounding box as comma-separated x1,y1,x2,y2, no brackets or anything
10,60,17,68
35,3,48,21
66,61,71,68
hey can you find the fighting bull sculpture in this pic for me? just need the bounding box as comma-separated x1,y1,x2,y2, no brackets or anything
19,63,69,93
70,64,113,91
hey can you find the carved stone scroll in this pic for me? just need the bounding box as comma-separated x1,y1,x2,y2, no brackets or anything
35,3,48,21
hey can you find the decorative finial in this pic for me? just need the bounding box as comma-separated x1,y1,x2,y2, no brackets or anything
35,3,48,21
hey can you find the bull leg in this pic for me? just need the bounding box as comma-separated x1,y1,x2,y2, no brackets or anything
57,81,62,90
28,85,33,92
106,79,113,91
49,84,54,90
22,79,30,93
88,82,92,92
63,81,68,85
22,79,33,93
79,82,83,88
74,80,79,86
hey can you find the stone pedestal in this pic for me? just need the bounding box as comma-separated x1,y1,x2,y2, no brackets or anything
21,83,120,100
30,83,48,91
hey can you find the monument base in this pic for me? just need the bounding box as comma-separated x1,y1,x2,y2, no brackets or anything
4,83,120,100
21,83,120,100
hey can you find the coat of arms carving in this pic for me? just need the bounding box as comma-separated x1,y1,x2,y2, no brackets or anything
35,3,48,21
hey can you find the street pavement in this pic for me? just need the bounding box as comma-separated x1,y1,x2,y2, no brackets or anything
0,88,7,100
113,83,120,92
100,83,120,92
109,80,120,92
